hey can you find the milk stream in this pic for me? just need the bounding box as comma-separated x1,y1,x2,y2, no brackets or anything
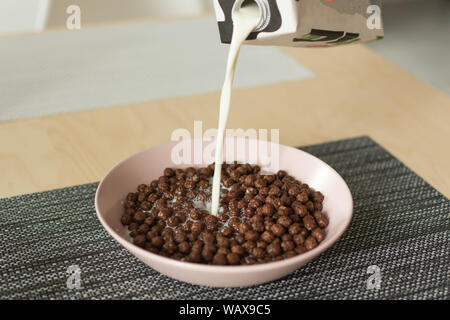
210,2,261,216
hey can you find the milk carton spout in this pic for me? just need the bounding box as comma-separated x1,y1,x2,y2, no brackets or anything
214,0,384,47
232,0,268,32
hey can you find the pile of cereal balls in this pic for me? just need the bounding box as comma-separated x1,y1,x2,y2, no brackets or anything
121,162,328,265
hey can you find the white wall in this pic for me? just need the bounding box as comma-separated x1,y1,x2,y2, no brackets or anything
46,0,214,27
0,0,50,34
0,0,213,35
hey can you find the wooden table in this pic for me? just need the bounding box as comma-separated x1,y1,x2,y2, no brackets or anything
1,23,449,199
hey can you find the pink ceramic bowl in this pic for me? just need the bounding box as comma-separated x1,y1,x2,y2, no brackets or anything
95,138,353,287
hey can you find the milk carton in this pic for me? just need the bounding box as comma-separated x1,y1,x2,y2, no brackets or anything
213,0,384,47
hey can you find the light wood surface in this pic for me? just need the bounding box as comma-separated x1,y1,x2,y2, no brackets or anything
1,41,449,198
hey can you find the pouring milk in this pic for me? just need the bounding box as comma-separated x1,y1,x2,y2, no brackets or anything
210,1,261,216
210,0,384,216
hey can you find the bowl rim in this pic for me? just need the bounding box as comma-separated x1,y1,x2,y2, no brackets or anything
95,139,353,274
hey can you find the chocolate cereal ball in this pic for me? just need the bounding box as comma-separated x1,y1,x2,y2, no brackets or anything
121,163,328,265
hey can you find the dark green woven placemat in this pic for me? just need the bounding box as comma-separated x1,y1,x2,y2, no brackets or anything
0,136,448,300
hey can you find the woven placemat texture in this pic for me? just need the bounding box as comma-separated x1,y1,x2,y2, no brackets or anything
0,136,448,300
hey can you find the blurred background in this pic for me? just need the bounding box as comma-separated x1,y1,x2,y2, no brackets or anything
0,0,448,94
1,0,449,200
